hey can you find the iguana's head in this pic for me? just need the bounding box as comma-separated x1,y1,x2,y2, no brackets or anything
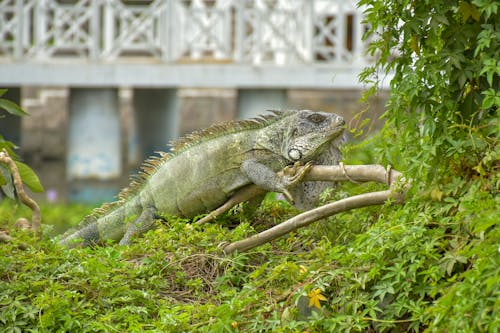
278,110,345,162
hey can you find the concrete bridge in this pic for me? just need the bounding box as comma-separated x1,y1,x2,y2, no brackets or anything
0,0,385,203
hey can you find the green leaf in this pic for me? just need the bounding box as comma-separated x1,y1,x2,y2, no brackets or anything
14,161,44,193
0,89,7,97
0,98,29,116
481,88,500,109
481,96,495,109
458,2,481,22
410,35,420,55
0,165,16,199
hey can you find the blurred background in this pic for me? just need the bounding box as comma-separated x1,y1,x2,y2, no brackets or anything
0,0,388,204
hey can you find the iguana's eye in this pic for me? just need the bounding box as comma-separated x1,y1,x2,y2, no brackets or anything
307,113,326,124
288,148,302,161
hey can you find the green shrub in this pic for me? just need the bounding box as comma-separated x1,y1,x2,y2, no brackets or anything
1,1,498,331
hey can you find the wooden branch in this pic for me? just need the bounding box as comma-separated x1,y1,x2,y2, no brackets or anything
0,149,41,236
197,164,407,225
221,164,410,254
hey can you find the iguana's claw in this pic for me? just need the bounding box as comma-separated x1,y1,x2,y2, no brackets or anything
285,161,313,184
280,161,314,203
282,189,295,204
283,161,304,176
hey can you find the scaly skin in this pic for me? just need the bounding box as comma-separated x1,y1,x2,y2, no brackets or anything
290,133,345,210
59,110,345,247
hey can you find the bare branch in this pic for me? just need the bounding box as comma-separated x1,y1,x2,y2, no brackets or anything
221,164,410,254
198,164,408,225
0,149,41,236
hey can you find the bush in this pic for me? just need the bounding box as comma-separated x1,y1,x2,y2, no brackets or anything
0,1,498,331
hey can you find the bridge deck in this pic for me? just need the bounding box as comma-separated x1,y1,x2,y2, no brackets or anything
0,0,379,88
0,62,369,88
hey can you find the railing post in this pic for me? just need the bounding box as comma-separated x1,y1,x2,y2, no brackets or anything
34,0,47,59
103,0,114,59
159,0,169,61
352,5,365,66
15,0,23,59
338,3,346,62
89,0,100,60
2,0,368,66
163,0,177,62
304,0,314,63
233,0,244,63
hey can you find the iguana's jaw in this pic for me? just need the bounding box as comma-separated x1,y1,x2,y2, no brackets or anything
287,112,345,162
303,126,345,161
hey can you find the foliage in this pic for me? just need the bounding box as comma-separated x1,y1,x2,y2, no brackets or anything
359,0,498,183
0,1,498,332
1,169,498,332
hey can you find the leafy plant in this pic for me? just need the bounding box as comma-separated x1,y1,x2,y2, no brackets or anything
358,0,498,183
0,89,44,197
0,2,498,332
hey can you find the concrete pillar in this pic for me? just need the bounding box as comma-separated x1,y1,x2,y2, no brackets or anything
237,89,287,119
133,88,179,159
0,87,21,145
67,88,121,203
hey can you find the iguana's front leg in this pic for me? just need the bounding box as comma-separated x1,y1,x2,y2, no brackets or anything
196,184,265,225
197,162,313,225
241,159,312,203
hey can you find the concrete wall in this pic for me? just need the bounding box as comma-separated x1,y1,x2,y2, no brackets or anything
289,89,389,137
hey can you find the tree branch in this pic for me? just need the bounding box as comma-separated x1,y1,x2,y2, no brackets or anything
0,149,41,236
221,164,410,254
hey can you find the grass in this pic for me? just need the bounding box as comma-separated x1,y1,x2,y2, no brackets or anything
0,148,498,332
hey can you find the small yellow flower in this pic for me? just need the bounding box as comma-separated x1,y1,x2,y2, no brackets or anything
299,265,308,274
231,321,238,329
307,288,327,309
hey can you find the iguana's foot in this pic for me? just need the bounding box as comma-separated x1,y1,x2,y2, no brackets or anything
283,161,313,183
281,161,313,203
241,159,314,204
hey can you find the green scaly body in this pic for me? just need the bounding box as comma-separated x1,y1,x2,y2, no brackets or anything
59,110,345,247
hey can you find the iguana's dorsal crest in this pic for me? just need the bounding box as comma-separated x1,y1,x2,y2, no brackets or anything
171,109,288,153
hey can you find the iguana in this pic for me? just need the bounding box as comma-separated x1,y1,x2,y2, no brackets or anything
59,110,345,247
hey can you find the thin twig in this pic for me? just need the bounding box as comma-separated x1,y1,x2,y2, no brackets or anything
0,149,41,236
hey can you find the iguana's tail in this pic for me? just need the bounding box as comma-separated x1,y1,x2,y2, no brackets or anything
59,196,142,247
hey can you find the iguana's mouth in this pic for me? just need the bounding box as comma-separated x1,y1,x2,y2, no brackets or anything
326,123,345,140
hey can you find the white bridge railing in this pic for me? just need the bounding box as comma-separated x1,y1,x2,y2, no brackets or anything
0,0,367,66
